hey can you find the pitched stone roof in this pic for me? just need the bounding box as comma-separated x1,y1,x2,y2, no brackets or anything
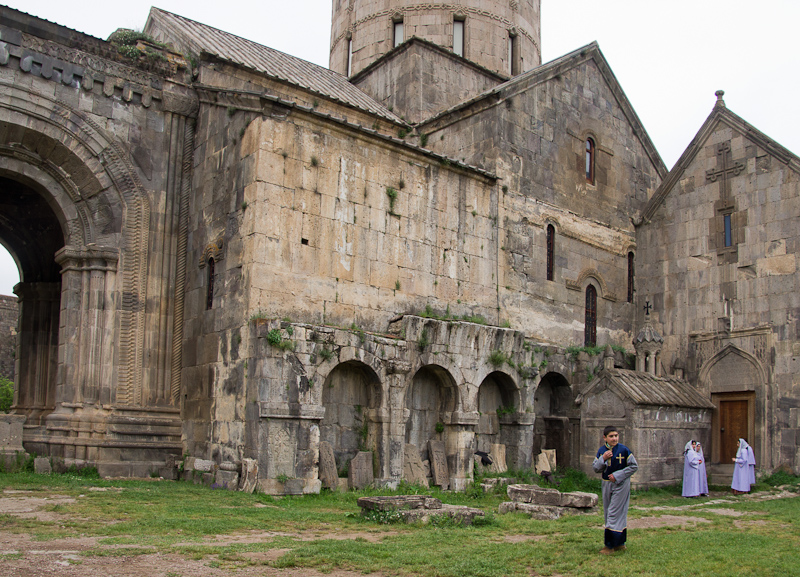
641,92,800,222
419,42,667,180
145,7,403,124
578,369,714,409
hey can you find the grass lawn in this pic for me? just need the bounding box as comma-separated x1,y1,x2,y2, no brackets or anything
0,469,798,576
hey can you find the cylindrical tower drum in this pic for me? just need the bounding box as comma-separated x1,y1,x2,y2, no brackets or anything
330,0,541,78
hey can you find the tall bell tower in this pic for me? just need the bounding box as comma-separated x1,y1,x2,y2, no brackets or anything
330,0,541,78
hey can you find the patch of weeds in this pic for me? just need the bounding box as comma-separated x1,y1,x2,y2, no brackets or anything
398,179,405,190
435,422,445,434
310,155,319,167
276,474,291,484
249,310,267,322
419,133,428,147
386,187,399,215
565,344,604,359
267,329,294,351
226,106,236,117
487,349,511,367
350,323,366,344
398,128,407,139
500,319,511,328
240,201,248,211
502,185,508,193
0,376,13,413
319,348,334,362
496,404,516,417
361,509,404,524
417,328,430,351
395,280,401,291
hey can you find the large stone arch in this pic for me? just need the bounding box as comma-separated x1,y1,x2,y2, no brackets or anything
533,370,580,469
320,359,382,475
0,82,158,465
699,344,769,466
404,364,458,463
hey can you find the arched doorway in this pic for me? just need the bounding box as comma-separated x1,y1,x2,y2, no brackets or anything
476,371,518,463
405,365,456,463
533,372,578,469
0,177,65,426
321,361,381,475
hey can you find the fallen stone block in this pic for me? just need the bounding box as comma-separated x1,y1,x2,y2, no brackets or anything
34,456,51,474
357,495,484,525
215,470,239,490
507,483,561,506
499,501,589,520
559,491,598,508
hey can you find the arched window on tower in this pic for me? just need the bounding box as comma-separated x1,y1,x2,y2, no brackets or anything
627,252,635,303
585,284,597,347
585,138,595,184
546,224,555,281
206,258,215,310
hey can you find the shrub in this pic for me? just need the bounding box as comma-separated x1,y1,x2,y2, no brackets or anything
0,376,13,413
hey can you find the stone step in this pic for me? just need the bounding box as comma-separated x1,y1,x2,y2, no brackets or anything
707,463,734,486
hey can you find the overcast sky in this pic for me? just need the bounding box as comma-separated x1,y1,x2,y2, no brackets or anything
1,0,798,296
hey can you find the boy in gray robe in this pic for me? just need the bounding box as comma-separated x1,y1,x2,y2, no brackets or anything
592,425,638,554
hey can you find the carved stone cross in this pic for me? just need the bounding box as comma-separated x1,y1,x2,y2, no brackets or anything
706,142,745,200
643,300,652,316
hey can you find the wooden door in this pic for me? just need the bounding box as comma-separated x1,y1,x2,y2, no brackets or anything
720,400,748,462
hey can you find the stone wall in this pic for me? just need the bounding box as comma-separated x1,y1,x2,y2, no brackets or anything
417,49,664,347
0,295,17,380
636,112,800,472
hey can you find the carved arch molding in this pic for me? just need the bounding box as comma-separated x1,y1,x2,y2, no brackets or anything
0,82,151,406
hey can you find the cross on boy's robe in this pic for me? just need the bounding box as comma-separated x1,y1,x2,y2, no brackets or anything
593,442,638,549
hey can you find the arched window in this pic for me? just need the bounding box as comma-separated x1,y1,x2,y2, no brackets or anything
585,138,595,184
627,252,635,303
206,258,215,310
585,284,597,347
546,224,555,281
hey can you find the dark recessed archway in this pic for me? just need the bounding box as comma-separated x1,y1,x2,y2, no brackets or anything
0,177,65,425
405,365,456,462
534,371,578,469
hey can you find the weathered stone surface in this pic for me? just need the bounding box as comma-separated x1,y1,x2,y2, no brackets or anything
357,495,442,512
499,501,590,520
428,441,449,489
348,451,374,490
318,441,339,490
489,443,507,474
239,458,258,493
358,495,483,525
403,444,429,487
507,484,562,506
0,415,25,452
34,456,51,474
215,469,239,490
559,491,598,508
479,477,516,492
188,458,214,473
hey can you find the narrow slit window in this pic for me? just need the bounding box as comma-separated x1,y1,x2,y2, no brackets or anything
627,252,635,303
453,19,464,57
393,21,404,48
585,284,597,347
206,258,215,310
585,138,595,183
347,39,353,76
508,33,518,75
546,224,555,281
723,214,732,247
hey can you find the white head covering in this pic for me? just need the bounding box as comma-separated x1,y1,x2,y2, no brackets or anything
695,442,704,456
736,438,750,459
684,440,696,455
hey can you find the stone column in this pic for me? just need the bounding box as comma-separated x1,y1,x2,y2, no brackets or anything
54,246,119,406
382,362,411,488
499,412,536,471
444,411,479,491
13,281,60,425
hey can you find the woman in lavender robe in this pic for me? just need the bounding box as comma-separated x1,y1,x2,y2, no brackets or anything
732,438,754,494
682,440,700,497
695,442,709,496
745,440,756,485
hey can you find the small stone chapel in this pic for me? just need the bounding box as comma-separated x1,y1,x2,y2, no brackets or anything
0,1,798,491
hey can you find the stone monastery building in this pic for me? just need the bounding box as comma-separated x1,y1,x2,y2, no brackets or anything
0,1,798,491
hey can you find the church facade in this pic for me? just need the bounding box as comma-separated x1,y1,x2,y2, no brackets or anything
0,1,796,489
